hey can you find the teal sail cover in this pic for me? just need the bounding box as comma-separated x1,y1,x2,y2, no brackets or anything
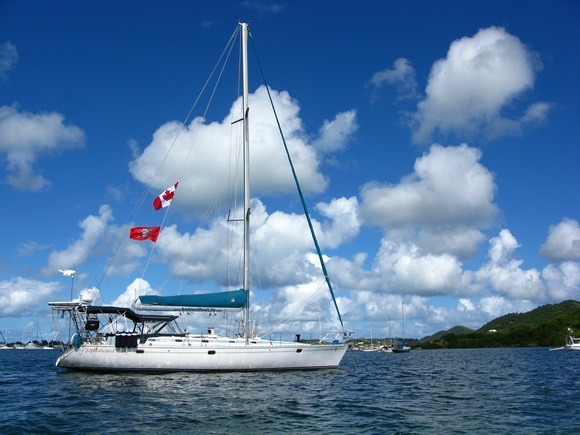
139,290,246,309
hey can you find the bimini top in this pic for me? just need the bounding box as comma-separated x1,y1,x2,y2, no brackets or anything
81,305,179,323
139,289,247,310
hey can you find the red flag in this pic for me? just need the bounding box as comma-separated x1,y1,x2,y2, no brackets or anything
129,226,161,242
153,181,179,210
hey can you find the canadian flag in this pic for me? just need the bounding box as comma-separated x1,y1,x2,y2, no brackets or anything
129,226,161,242
153,181,179,210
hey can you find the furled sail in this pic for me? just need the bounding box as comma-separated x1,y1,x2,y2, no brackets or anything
139,289,247,310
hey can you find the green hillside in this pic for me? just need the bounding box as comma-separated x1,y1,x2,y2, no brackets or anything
479,300,580,332
414,300,580,349
420,325,474,342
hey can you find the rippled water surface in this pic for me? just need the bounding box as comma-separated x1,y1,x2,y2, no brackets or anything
0,348,578,434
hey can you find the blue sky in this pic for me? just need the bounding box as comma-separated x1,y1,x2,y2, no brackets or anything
1,1,578,343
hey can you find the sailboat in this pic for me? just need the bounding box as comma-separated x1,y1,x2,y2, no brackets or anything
361,325,381,351
391,302,411,353
382,315,394,352
0,330,12,350
16,323,47,350
49,22,351,372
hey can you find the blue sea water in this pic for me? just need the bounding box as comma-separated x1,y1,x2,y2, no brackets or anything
0,347,578,434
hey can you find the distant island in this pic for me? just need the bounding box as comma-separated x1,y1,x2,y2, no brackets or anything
414,300,580,349
351,300,580,350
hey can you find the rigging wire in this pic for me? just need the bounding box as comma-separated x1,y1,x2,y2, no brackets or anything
95,25,242,302
92,188,150,301
147,24,247,302
144,24,241,289
248,33,346,331
260,280,329,338
161,24,241,184
225,36,245,292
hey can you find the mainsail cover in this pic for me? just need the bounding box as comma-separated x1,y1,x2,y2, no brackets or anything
139,290,246,309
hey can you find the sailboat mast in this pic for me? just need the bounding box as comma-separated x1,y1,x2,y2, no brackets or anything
241,22,251,341
388,314,392,346
401,302,405,341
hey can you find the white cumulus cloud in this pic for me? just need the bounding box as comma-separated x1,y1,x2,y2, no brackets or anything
0,277,61,316
42,205,150,279
129,86,357,218
540,218,580,262
43,205,115,276
372,239,466,295
541,262,580,301
0,105,85,191
478,296,535,318
411,26,549,143
361,144,498,260
458,298,475,312
315,196,362,249
111,278,157,307
313,110,358,153
369,58,418,100
477,229,545,299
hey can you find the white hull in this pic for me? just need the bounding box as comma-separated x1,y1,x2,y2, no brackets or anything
23,344,47,350
550,330,580,351
550,344,580,351
56,335,349,372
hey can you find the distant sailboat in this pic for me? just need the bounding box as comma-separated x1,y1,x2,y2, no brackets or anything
0,330,12,350
362,325,382,351
22,323,50,350
382,315,394,352
392,302,411,353
49,22,351,372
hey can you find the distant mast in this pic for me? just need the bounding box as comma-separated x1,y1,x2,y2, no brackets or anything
401,302,405,342
241,21,251,342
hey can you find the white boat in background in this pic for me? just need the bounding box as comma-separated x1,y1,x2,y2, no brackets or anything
361,347,383,352
49,22,351,372
23,323,52,350
550,327,580,352
0,331,12,350
23,342,45,350
361,325,383,351
382,315,394,352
